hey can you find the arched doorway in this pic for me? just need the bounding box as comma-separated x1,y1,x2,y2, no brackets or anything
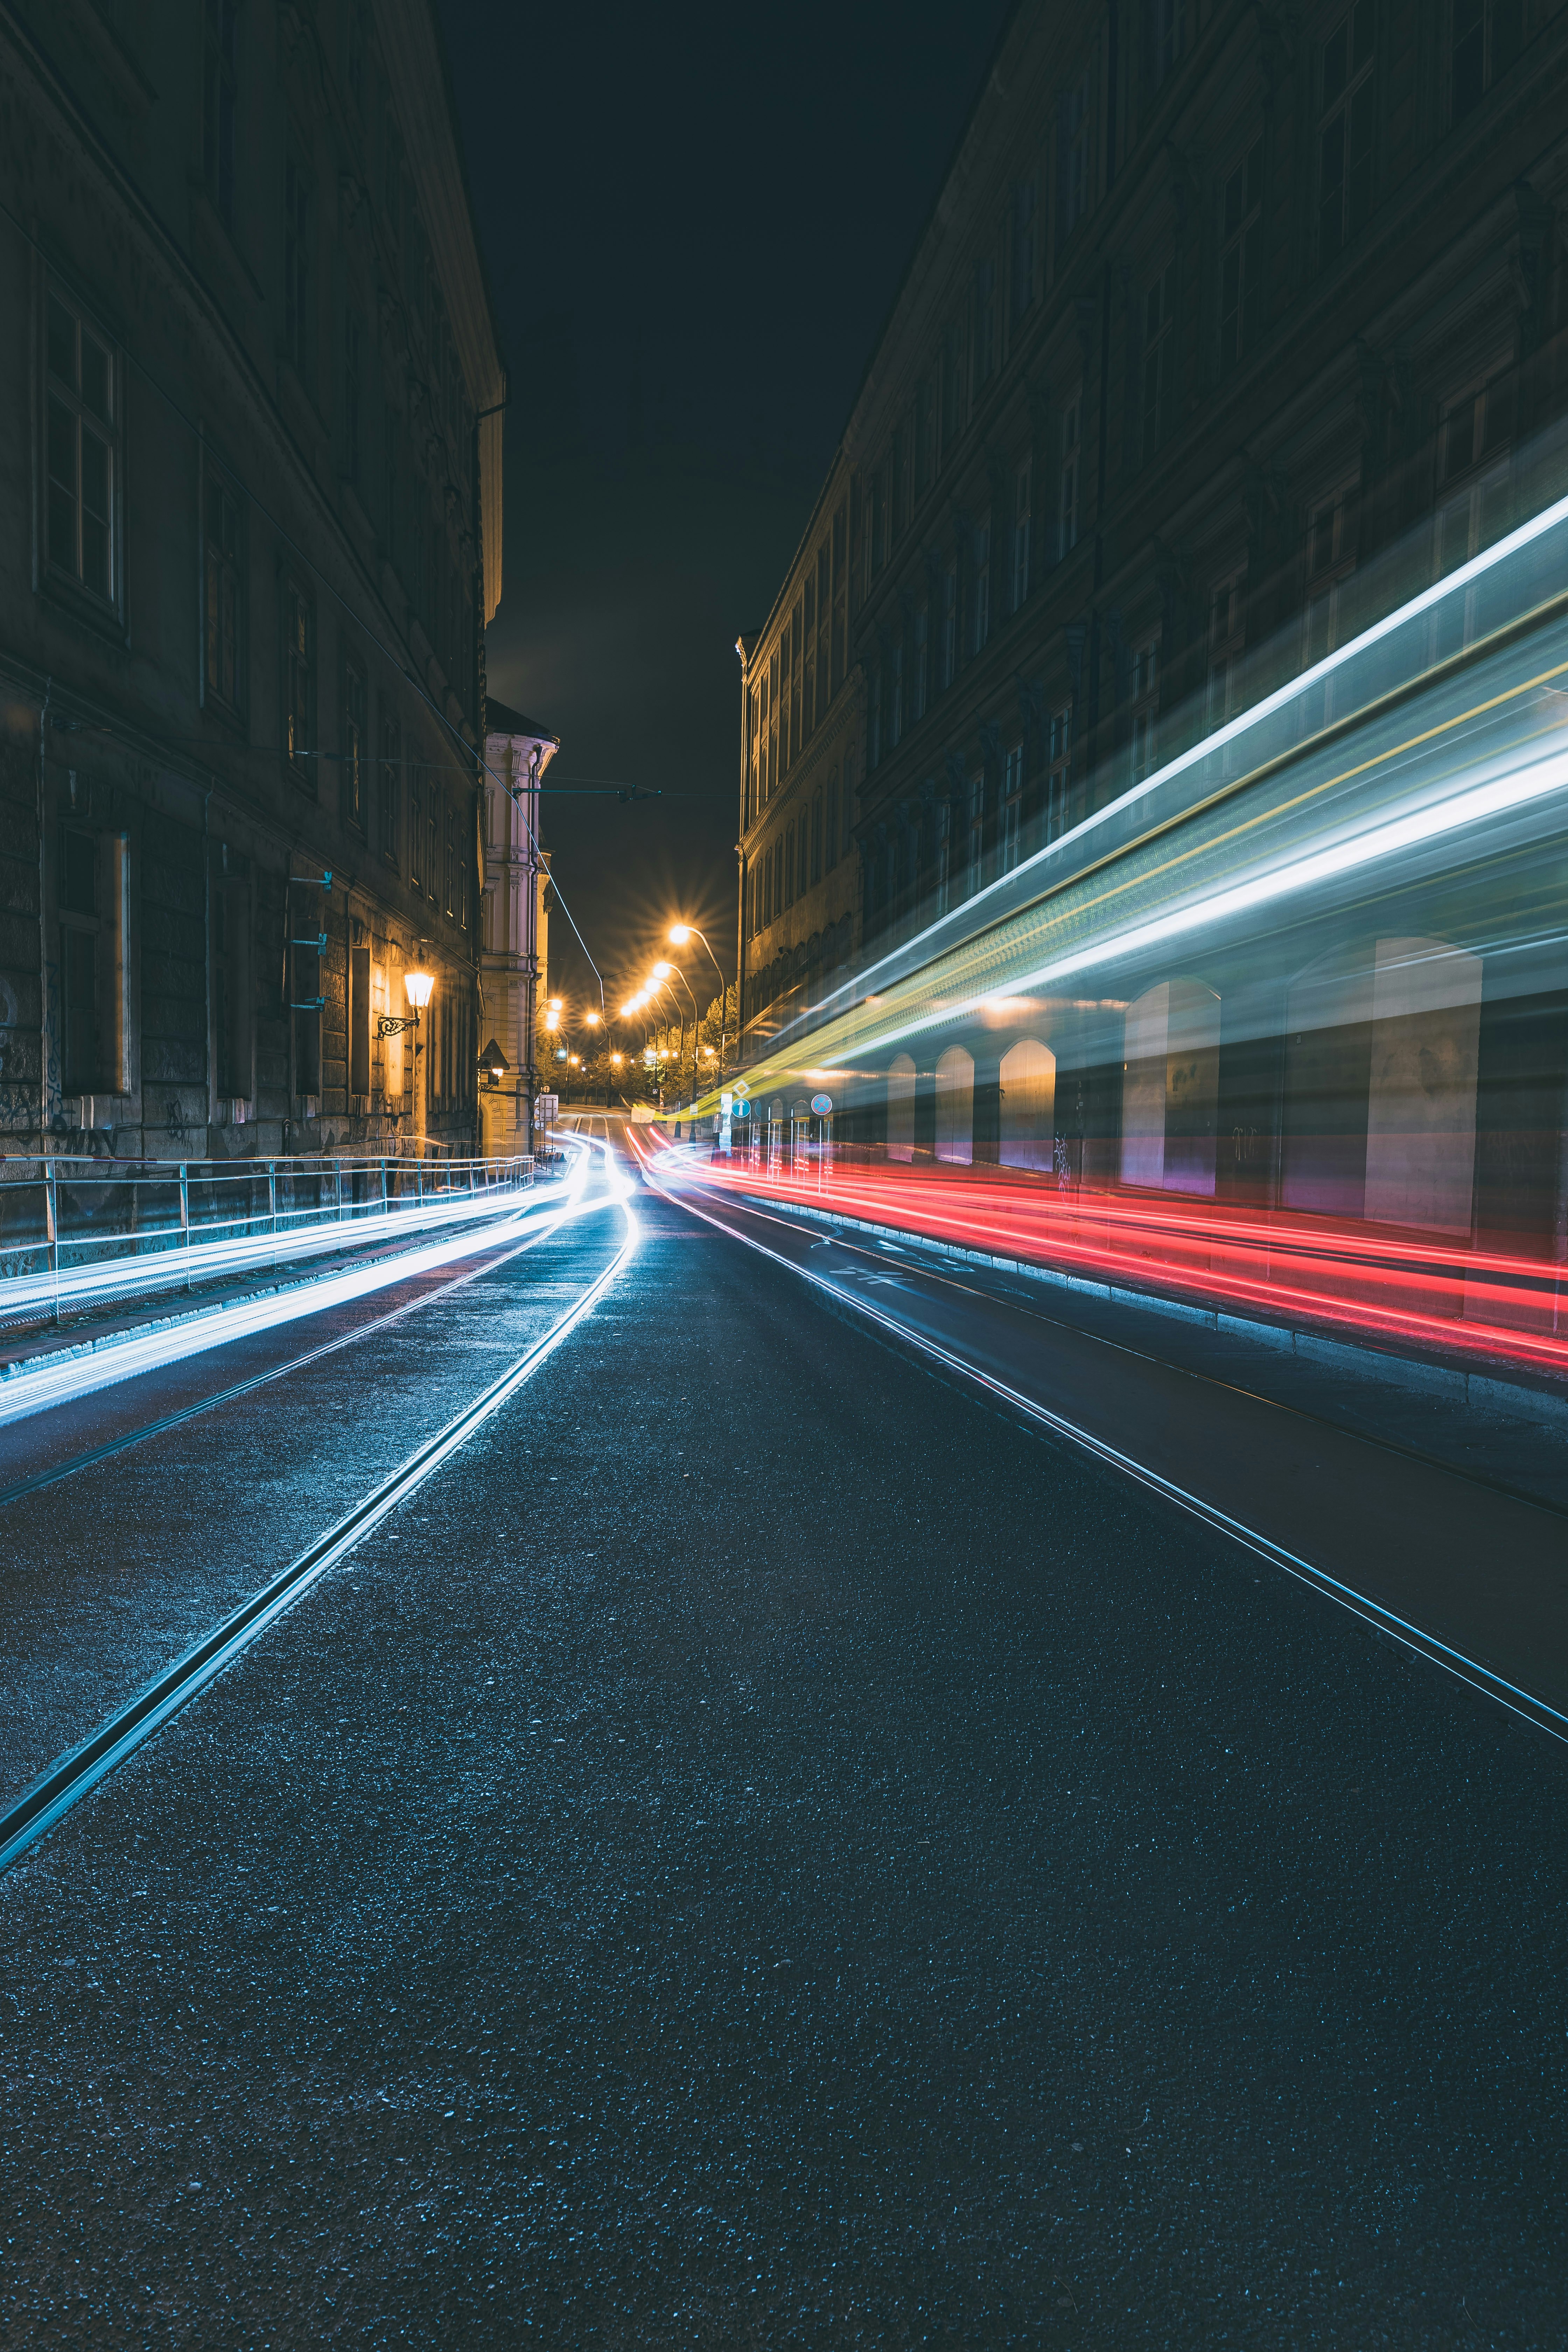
935,1045,974,1165
1120,979,1220,1195
887,1054,916,1161
999,1038,1056,1170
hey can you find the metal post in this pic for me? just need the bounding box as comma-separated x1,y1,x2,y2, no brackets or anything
46,1163,60,1325
335,1158,343,1225
180,1162,191,1292
381,1156,389,1219
267,1160,278,1268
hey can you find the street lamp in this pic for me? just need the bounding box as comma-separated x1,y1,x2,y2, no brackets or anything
378,965,434,1048
668,923,728,1075
478,1037,509,1089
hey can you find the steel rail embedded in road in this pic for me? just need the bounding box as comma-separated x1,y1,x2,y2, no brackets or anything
0,1197,595,1511
0,1183,638,1881
645,1157,1568,1750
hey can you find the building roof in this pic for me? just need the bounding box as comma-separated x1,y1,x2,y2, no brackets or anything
485,700,560,746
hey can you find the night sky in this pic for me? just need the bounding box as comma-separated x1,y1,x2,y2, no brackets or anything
438,0,1014,1016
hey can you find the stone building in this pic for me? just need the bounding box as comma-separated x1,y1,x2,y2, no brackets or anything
0,0,504,1164
737,0,1568,1058
478,702,558,1156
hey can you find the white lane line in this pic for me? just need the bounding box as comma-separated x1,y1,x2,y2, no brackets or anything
651,1170,1568,1749
0,1191,639,1879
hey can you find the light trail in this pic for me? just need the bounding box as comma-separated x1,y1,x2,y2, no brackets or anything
0,1155,606,1432
0,1167,536,1326
632,1133,1568,1377
0,1170,638,1880
644,1160,1568,1748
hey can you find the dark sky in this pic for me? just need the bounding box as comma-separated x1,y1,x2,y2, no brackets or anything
438,0,1014,1015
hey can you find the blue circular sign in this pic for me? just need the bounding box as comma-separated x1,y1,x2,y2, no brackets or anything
810,1092,833,1116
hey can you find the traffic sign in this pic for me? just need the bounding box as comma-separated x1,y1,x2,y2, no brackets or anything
810,1092,833,1116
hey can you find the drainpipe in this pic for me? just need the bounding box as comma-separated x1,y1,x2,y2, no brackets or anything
37,681,50,1157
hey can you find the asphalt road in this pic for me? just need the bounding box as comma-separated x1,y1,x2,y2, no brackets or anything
2,1129,1565,2348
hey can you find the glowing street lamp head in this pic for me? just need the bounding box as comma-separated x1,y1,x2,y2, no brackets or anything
668,924,692,945
404,967,435,1012
549,997,562,1011
620,1000,635,1017
544,1008,559,1031
652,960,673,978
585,1011,601,1028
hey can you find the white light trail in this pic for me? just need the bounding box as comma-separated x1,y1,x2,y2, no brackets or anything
0,1155,614,1432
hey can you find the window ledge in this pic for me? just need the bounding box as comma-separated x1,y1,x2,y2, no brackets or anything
35,566,128,652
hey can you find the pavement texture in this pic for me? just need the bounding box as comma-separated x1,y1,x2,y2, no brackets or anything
1,1156,1565,2349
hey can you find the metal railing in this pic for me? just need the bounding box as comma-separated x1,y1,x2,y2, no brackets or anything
0,1151,534,1333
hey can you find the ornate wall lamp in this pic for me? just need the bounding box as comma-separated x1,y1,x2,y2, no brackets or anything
378,966,434,1054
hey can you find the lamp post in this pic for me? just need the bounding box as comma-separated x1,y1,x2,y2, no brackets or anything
668,923,728,1076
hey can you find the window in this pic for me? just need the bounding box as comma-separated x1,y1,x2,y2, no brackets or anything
1452,0,1522,121
975,258,998,386
914,603,929,721
1060,72,1091,243
816,544,832,722
213,877,253,1102
1219,143,1262,369
436,797,447,912
1129,636,1160,783
1141,270,1172,464
871,473,887,576
941,329,962,454
1304,483,1358,673
380,713,400,863
785,821,796,908
811,791,823,886
972,511,991,654
284,152,313,381
203,0,238,226
44,289,117,607
384,119,404,248
204,463,243,714
940,563,958,689
868,662,882,769
410,776,423,892
966,771,985,901
282,579,314,785
1153,0,1188,83
1319,4,1376,265
1208,570,1247,736
826,770,840,868
344,314,362,486
1048,706,1072,838
1001,741,1024,872
59,826,99,1096
1013,460,1032,610
1011,179,1038,323
1059,398,1080,557
343,654,366,831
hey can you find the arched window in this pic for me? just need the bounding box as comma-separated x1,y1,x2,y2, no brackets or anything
935,1044,974,1165
1284,936,1482,1230
1121,979,1220,1195
1000,1038,1056,1170
887,1053,916,1162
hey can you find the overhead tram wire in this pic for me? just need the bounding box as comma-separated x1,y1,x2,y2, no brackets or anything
0,180,610,1006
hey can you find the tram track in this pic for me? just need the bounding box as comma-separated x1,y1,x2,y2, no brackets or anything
641,1151,1568,1746
0,1181,598,1510
0,1164,637,1880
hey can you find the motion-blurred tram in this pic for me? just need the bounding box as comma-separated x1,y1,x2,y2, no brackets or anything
697,471,1568,1368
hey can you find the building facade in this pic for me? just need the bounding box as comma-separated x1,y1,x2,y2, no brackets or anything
0,0,504,1167
478,702,557,1155
737,0,1568,1063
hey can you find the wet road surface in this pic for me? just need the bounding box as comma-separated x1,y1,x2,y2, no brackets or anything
2,1132,1565,2348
